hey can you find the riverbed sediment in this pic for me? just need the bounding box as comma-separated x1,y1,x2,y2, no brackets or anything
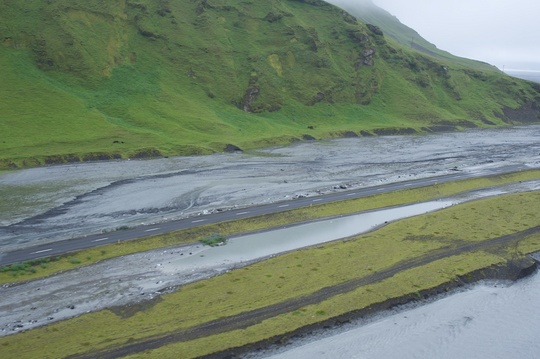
1,126,539,252
1,126,540,358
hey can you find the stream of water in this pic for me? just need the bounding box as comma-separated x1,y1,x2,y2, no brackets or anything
259,268,540,359
164,201,453,273
2,125,539,250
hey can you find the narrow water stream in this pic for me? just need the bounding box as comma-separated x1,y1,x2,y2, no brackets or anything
164,201,453,273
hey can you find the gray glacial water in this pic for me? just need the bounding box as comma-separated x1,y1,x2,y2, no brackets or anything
0,125,539,346
258,268,540,359
1,125,539,251
164,201,453,273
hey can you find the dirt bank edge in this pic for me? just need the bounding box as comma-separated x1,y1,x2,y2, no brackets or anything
202,256,538,359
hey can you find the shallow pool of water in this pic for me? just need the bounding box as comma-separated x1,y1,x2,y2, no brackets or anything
164,201,453,273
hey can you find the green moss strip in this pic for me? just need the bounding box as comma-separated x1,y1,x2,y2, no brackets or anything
1,189,539,358
2,169,540,285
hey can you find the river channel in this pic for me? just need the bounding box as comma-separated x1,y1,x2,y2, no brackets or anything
256,264,540,359
1,125,540,252
0,126,539,352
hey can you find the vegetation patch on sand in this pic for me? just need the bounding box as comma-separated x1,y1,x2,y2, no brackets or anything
0,188,539,358
199,233,228,247
1,169,539,284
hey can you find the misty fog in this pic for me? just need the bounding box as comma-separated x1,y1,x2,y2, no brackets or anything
326,0,540,70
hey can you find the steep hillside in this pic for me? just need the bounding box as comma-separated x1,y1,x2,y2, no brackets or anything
1,0,539,168
327,0,497,71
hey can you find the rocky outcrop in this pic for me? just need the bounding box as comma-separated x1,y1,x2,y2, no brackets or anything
366,23,383,36
287,0,329,6
308,92,325,105
224,144,243,153
341,131,358,138
362,47,376,66
195,0,208,15
347,29,369,44
242,86,260,113
373,127,417,136
264,12,284,23
499,102,540,124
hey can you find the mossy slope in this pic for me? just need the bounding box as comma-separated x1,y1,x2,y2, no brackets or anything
1,0,539,168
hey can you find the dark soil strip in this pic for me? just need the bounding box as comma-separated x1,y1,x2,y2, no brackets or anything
69,226,540,359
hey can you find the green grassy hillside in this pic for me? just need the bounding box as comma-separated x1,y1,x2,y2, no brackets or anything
1,0,539,168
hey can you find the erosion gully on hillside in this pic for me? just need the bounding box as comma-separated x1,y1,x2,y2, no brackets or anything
1,126,540,252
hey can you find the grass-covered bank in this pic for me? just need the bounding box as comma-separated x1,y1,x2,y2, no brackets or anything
2,169,540,285
0,187,539,358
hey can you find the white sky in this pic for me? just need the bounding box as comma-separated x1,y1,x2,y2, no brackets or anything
337,0,540,70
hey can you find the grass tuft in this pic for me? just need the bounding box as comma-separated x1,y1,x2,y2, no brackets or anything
200,234,228,247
